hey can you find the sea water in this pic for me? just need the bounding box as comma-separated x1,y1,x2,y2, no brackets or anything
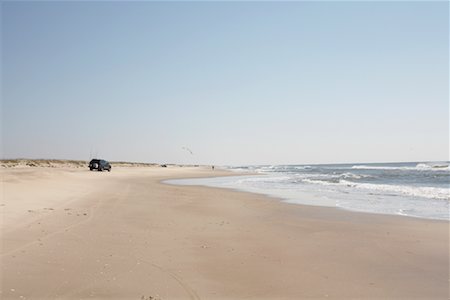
168,162,449,221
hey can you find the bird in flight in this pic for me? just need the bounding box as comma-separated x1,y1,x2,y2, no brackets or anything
182,147,193,155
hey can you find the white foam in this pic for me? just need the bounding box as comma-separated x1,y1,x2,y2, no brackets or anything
416,163,450,170
341,172,370,179
294,166,312,170
351,163,449,171
301,178,450,200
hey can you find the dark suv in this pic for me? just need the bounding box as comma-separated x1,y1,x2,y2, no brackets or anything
89,159,111,172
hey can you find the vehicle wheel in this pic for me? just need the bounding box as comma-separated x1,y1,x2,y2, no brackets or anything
98,168,102,172
108,168,111,172
90,168,93,171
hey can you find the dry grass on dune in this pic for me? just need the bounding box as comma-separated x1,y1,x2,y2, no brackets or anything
0,159,85,168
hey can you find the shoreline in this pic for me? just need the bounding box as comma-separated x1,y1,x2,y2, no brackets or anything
165,174,450,223
1,166,448,299
163,175,449,229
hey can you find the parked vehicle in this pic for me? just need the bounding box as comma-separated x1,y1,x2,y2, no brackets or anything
89,159,111,172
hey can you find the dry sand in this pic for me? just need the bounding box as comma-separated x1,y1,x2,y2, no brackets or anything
0,165,448,299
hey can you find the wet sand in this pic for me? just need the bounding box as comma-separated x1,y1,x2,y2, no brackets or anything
1,166,448,299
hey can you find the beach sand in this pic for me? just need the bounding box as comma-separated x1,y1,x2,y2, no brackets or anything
1,165,448,299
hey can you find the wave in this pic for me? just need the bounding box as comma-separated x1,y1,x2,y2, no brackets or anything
302,178,449,200
294,166,312,170
416,163,450,170
352,163,449,171
341,172,370,179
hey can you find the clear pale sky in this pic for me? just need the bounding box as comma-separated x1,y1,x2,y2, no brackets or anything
1,1,448,165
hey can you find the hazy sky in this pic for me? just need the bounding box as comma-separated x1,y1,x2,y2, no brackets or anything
2,1,448,165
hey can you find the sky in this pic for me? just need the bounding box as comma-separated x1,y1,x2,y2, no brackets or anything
1,1,449,165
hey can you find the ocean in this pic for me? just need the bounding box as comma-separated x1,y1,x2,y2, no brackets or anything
168,162,449,221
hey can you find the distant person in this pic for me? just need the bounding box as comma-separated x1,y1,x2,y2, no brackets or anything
212,165,215,170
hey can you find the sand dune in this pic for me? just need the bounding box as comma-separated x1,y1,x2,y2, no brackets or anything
0,159,161,169
1,166,448,299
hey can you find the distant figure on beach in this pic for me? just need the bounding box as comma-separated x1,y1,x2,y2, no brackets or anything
212,165,215,170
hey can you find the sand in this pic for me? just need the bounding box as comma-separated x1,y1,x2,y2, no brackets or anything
1,165,448,299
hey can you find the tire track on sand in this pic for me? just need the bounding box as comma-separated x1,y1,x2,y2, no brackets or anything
140,259,201,300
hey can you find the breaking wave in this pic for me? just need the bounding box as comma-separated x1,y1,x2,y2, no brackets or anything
302,178,449,200
352,163,449,171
